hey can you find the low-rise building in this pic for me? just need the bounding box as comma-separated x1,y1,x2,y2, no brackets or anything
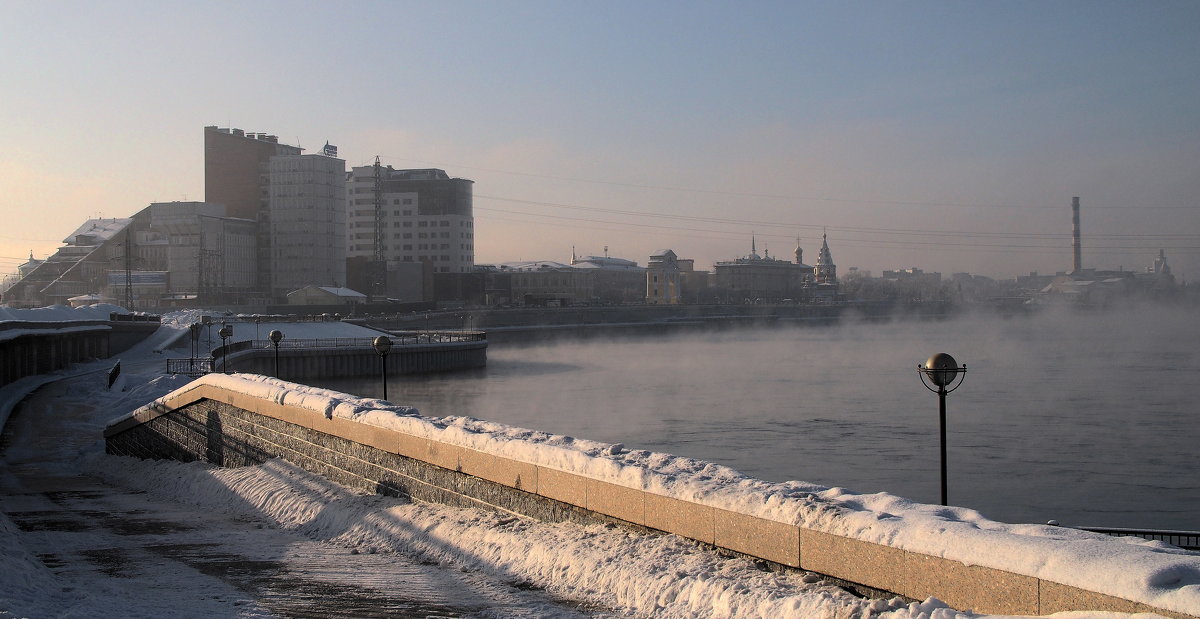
646,250,682,304
713,239,816,303
571,254,644,304
499,261,594,307
2,218,133,308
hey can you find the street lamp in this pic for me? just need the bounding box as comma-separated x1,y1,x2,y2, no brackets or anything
218,324,233,374
202,314,213,353
373,335,393,400
189,322,201,363
269,330,283,378
918,352,967,507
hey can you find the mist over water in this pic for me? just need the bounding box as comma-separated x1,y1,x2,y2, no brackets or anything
324,305,1199,530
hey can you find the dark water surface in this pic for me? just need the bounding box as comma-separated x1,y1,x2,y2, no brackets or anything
323,305,1200,530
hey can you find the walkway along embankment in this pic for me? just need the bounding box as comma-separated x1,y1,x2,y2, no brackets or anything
104,374,1200,619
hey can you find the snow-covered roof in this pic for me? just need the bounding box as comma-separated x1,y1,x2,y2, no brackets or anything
62,218,132,245
572,256,643,271
0,303,127,324
498,261,575,272
286,286,367,299
317,286,366,298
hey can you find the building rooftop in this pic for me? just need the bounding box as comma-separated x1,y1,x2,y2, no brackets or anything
63,218,131,245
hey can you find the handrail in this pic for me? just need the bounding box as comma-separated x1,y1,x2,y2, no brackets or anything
1076,526,1200,550
187,330,487,374
243,331,486,351
165,357,213,376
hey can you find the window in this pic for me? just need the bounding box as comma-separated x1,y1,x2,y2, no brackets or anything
403,222,412,228
403,233,412,239
403,209,412,215
440,220,449,227
403,199,413,205
418,221,427,227
403,244,412,250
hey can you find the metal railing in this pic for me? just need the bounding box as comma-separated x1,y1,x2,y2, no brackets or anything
168,330,485,376
246,330,486,350
1077,527,1200,551
166,358,214,376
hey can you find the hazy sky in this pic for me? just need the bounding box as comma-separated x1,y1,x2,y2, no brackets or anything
3,1,1198,281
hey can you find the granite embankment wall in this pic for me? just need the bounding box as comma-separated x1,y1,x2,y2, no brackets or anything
217,342,487,380
105,380,1198,618
1,319,157,386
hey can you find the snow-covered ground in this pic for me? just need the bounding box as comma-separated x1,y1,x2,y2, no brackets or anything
2,306,1195,618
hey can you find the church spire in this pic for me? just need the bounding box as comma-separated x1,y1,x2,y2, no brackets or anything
815,229,836,284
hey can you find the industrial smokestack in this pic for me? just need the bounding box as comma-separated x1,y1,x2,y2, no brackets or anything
1072,197,1081,273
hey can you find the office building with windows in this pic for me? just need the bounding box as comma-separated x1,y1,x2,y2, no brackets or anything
346,166,475,275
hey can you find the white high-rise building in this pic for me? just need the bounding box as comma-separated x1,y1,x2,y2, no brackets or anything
269,153,347,296
345,166,474,275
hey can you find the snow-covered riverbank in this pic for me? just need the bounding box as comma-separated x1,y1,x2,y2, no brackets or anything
3,307,1196,617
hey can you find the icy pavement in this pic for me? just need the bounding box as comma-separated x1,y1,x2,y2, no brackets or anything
1,375,610,618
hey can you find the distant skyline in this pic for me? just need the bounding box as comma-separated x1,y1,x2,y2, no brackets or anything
3,1,1198,282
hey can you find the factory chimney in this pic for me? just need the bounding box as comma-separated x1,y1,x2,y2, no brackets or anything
1072,197,1081,274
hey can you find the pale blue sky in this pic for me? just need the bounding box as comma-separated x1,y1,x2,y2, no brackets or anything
3,1,1198,280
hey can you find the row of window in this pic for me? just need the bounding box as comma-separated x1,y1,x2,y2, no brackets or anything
397,255,473,264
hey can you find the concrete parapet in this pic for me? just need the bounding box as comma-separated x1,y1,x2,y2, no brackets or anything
105,379,1200,618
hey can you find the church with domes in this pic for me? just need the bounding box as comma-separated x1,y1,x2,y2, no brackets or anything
712,235,837,303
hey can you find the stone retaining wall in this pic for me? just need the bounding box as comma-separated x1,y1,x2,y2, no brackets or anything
104,381,1197,619
220,341,487,380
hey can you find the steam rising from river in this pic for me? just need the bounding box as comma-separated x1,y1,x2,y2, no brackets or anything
324,304,1200,529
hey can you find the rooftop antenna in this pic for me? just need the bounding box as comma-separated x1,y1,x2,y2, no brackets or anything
604,245,609,258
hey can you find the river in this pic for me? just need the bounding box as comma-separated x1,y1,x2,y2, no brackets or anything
321,304,1200,530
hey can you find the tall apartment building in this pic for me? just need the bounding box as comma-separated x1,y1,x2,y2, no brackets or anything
204,127,301,221
345,166,475,275
268,153,346,296
204,126,345,300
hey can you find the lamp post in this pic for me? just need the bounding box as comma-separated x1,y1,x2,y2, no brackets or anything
218,324,233,374
189,322,201,365
373,335,392,401
202,314,213,354
269,330,283,378
918,352,967,506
